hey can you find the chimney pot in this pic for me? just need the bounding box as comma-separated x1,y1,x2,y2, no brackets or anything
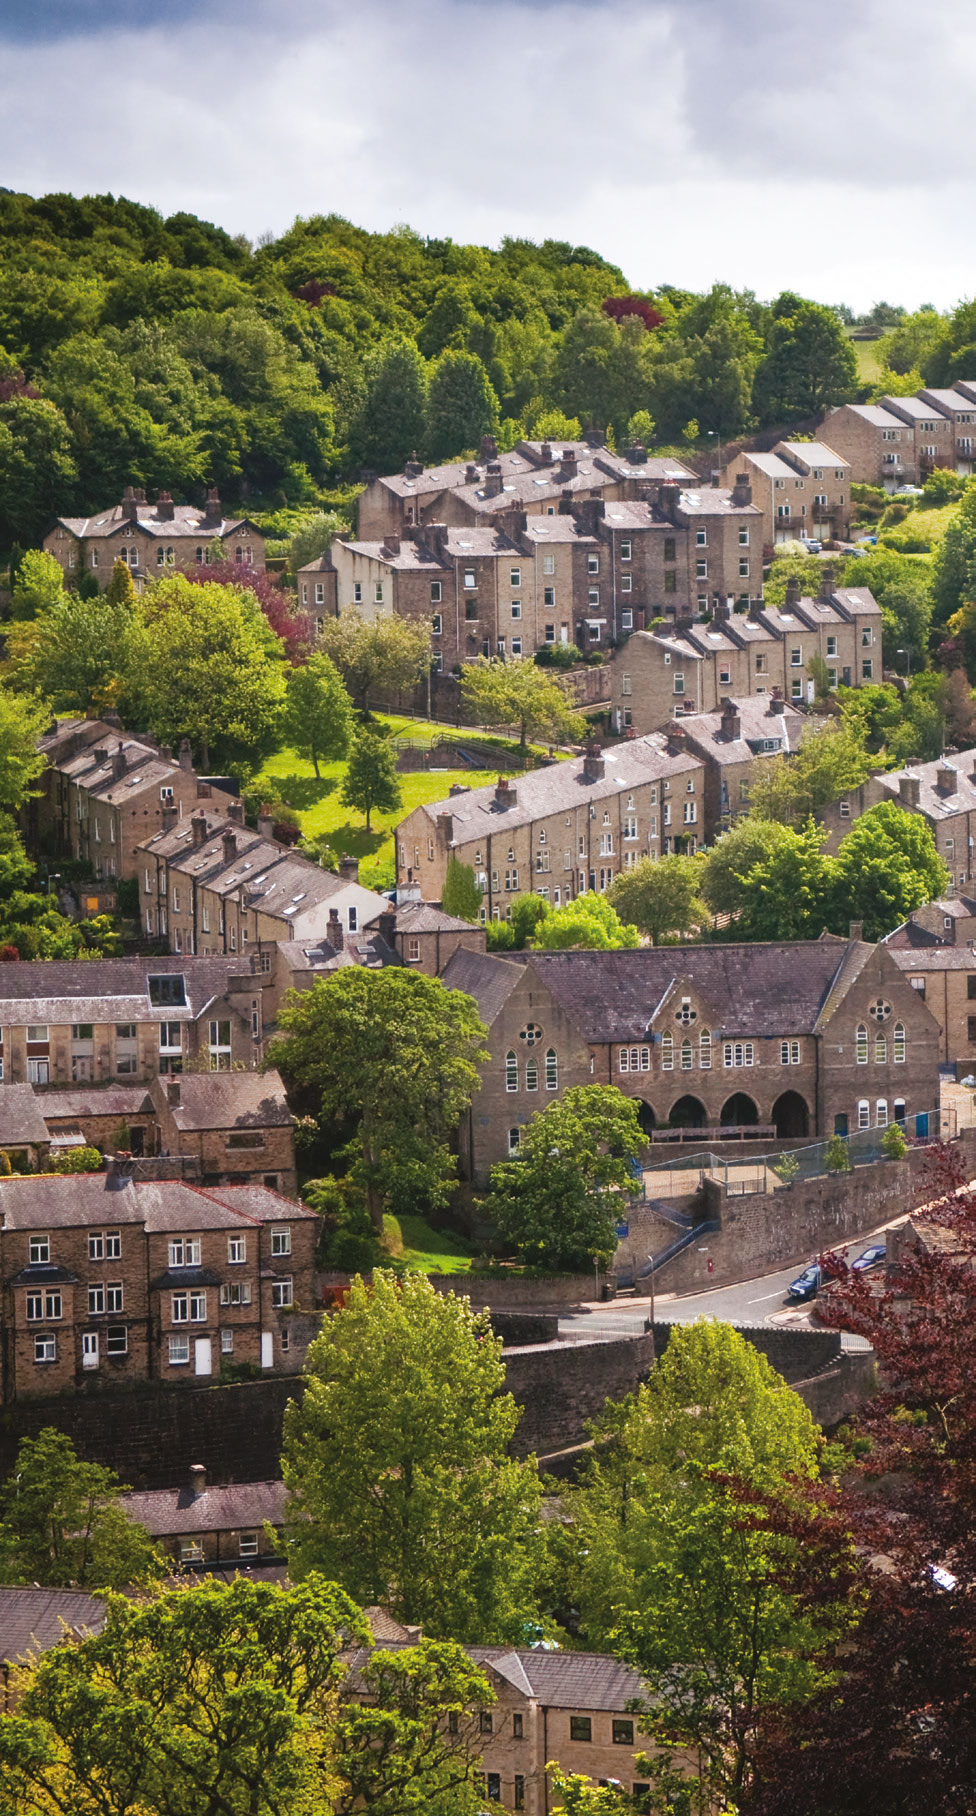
849,921,863,943
327,906,344,953
111,749,126,781
188,1463,207,1496
167,1079,181,1106
156,491,175,522
227,800,245,825
494,776,516,809
582,743,605,783
161,803,178,831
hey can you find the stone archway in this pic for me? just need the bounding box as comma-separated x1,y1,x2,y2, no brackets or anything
668,1094,707,1129
720,1093,759,1127
637,1100,657,1138
772,1090,810,1139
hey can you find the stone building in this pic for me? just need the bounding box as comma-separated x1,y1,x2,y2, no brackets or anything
884,896,976,1066
148,1071,297,1197
391,899,487,975
121,1466,286,1571
395,738,706,915
607,574,883,736
719,442,851,548
43,487,265,586
0,1173,317,1398
820,748,976,892
441,936,939,1182
820,381,976,488
668,693,809,836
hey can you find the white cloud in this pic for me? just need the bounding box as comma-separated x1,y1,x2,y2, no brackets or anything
1,0,975,309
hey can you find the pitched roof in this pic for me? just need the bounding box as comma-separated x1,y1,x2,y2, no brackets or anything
0,954,246,1024
0,1588,108,1664
0,1085,53,1147
440,948,527,1025
152,1070,292,1132
121,1479,286,1537
777,440,850,468
394,901,479,934
53,500,256,541
471,1646,645,1711
0,1176,309,1232
674,694,807,762
36,1085,153,1123
831,403,906,429
877,747,976,818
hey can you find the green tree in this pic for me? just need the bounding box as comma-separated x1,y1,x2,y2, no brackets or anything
529,408,582,442
531,893,639,950
10,549,65,621
699,817,797,918
565,1322,842,1812
440,856,482,922
131,574,287,770
554,307,653,434
0,394,77,549
103,555,137,607
833,799,949,939
281,1272,544,1639
747,719,873,823
932,479,976,629
282,652,352,777
733,820,836,942
484,1085,644,1270
0,1428,162,1589
354,337,428,474
340,725,402,830
0,1575,362,1816
609,855,705,945
318,610,432,712
0,687,48,810
332,1640,494,1816
286,510,347,577
10,590,140,717
460,658,586,755
424,348,499,462
266,967,488,1228
753,294,858,421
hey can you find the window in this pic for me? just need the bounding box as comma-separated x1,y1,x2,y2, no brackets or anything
699,1029,711,1069
545,1048,558,1090
179,1538,204,1563
781,1041,800,1065
857,1099,871,1130
82,1332,99,1368
106,1327,127,1356
271,1228,291,1257
826,635,838,658
874,1034,887,1063
430,581,442,603
219,1281,252,1307
619,1047,651,1072
34,1336,56,1364
613,1719,635,1745
353,582,362,603
893,1022,906,1063
464,568,476,589
512,637,522,656
862,659,873,679
26,1293,43,1321
486,1775,501,1803
431,613,442,636
738,528,749,546
790,647,802,666
510,567,521,588
272,1280,293,1309
29,1236,49,1265
876,1099,888,1127
508,1127,522,1156
228,1235,247,1265
105,1230,121,1259
542,553,555,575
673,673,684,696
208,1019,232,1071
190,1291,207,1322
723,1041,754,1067
171,1293,189,1324
856,1025,868,1064
169,1238,201,1268
221,1328,234,1353
374,583,384,603
739,558,750,577
696,560,707,579
149,974,186,1007
587,554,600,576
680,1039,693,1071
511,600,521,619
570,1717,592,1742
664,571,677,593
239,1531,259,1558
515,1775,526,1809
479,1711,493,1735
755,652,767,673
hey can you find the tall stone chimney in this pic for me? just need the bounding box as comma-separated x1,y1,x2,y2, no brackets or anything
191,814,208,848
582,744,606,782
720,698,741,741
155,491,175,522
731,472,753,508
327,907,344,952
179,738,194,773
222,831,237,863
494,776,517,810
121,485,139,523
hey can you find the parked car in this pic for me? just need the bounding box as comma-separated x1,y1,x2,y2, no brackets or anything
852,1242,886,1273
895,484,924,497
786,1262,821,1303
846,545,869,558
800,537,822,554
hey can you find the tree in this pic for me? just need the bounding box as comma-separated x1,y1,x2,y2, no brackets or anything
340,725,402,829
932,479,976,629
286,509,346,577
752,294,857,421
0,394,76,550
102,555,136,607
281,1272,544,1639
354,337,428,474
318,610,432,712
282,652,352,777
130,574,287,770
565,1322,841,1813
0,687,48,811
609,855,705,945
832,799,949,939
10,590,140,717
483,1085,644,1270
732,819,837,942
554,306,654,434
333,1640,493,1816
699,817,797,918
424,348,499,462
10,548,65,620
747,719,872,823
266,967,488,1228
460,659,586,755
440,856,482,921
530,893,639,950
0,1575,363,1816
0,1428,163,1589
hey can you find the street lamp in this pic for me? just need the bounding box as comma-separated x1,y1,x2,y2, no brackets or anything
45,872,60,898
897,646,913,678
706,430,720,483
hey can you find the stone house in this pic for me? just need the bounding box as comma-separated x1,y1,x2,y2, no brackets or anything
0,953,267,1086
29,718,240,884
136,811,388,955
607,574,883,736
879,395,956,481
821,748,976,891
919,384,976,476
43,487,266,587
392,900,487,975
121,1465,286,1571
442,936,939,1182
149,1071,297,1197
0,1085,52,1171
0,1589,107,1707
395,738,706,915
820,383,976,488
0,1173,317,1398
884,896,976,1066
719,443,851,548
669,693,809,835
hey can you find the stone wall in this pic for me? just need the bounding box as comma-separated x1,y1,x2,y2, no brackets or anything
652,1319,842,1383
505,1332,655,1459
429,1272,600,1309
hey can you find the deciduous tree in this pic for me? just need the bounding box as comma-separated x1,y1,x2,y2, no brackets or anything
440,856,482,922
609,854,705,945
483,1085,644,1270
333,1640,493,1816
339,724,401,829
833,798,949,939
460,658,586,755
318,610,432,713
530,893,639,949
282,652,352,777
424,348,499,462
0,1428,162,1589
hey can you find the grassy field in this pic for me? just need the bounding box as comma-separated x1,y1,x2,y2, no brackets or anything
851,336,884,387
382,1213,477,1274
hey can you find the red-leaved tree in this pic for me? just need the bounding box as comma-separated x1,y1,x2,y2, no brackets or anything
601,295,664,333
180,564,315,664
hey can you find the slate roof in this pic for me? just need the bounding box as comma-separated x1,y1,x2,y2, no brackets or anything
777,440,850,469
121,1479,286,1537
152,1070,292,1132
394,901,479,934
881,395,945,423
0,1588,107,1664
139,814,388,928
674,695,807,762
440,949,527,1026
53,500,255,541
198,1184,315,1226
918,389,976,416
524,943,857,1041
345,1639,644,1712
0,1177,308,1233
275,930,397,975
36,1085,153,1122
0,1085,53,1147
830,403,906,429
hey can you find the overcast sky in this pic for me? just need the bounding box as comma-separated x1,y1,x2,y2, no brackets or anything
2,0,974,311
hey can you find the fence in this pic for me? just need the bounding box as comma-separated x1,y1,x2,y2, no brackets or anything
638,1109,938,1201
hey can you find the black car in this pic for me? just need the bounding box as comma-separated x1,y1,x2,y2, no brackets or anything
786,1263,821,1303
852,1243,886,1273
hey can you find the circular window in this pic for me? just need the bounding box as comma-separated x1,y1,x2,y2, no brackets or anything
674,1003,697,1026
868,999,892,1022
519,1023,544,1046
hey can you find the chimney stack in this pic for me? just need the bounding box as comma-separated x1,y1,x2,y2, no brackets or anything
179,738,194,773
191,814,208,848
558,448,579,480
188,1463,207,1497
338,854,359,884
582,743,606,783
731,472,753,508
167,1078,181,1107
712,594,730,624
479,435,498,462
381,532,400,557
540,442,553,465
898,772,920,809
657,481,681,525
111,749,126,781
222,831,237,863
767,685,785,715
936,762,956,796
494,776,517,810
849,921,864,944
465,463,479,483
161,803,178,831
666,723,687,756
327,906,344,952
227,800,245,825
155,491,175,522
377,907,397,948
93,748,108,767
121,485,139,523
257,806,275,840
784,577,801,609
720,697,741,741
484,461,504,498
819,563,836,603
201,486,222,526
748,596,764,623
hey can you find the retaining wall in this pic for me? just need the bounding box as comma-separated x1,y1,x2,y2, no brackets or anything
505,1332,655,1458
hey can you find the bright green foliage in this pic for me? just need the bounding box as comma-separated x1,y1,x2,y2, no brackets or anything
609,854,705,945
440,857,482,921
286,510,347,576
880,307,946,379
424,348,499,462
531,893,639,950
747,720,873,823
0,1428,163,1589
530,408,582,442
0,394,77,549
753,293,858,420
554,307,654,434
282,1272,544,1639
699,818,797,917
485,891,551,951
318,610,432,712
10,588,141,716
0,1575,363,1816
484,1085,644,1270
282,653,352,777
460,658,586,753
332,1641,495,1816
130,573,287,769
833,799,949,940
626,408,656,445
10,548,65,620
932,480,976,629
825,1134,852,1173
50,1146,102,1174
0,687,48,810
564,1322,841,1811
340,725,402,829
102,555,137,607
551,1773,643,1816
266,967,488,1228
881,1121,908,1160
761,546,824,606
733,820,837,942
354,337,428,474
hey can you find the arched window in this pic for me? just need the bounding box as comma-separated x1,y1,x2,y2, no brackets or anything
545,1048,558,1091
661,1032,674,1071
525,1057,538,1092
699,1029,711,1070
876,1099,888,1127
505,1051,518,1093
893,1023,906,1063
856,1024,868,1064
195,546,204,564
874,1034,886,1063
681,1039,693,1071
157,547,166,567
857,1099,870,1129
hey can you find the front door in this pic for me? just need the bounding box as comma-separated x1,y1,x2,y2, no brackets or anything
260,1331,274,1370
194,1337,212,1377
82,1333,98,1370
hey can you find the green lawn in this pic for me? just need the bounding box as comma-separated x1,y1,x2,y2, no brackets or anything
851,336,884,386
382,1213,477,1274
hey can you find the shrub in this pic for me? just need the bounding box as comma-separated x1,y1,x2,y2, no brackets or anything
825,1134,852,1174
50,1146,102,1174
775,1152,800,1185
881,1121,908,1160
535,642,581,669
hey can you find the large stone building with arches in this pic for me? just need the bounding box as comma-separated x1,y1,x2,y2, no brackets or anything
443,936,940,1183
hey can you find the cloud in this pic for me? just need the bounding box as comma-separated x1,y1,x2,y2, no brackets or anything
1,0,975,309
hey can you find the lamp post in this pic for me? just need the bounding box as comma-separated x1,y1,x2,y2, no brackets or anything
706,430,720,484
45,872,60,898
897,646,913,678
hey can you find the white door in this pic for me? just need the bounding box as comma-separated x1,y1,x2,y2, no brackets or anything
194,1337,212,1377
82,1333,98,1370
260,1331,274,1370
